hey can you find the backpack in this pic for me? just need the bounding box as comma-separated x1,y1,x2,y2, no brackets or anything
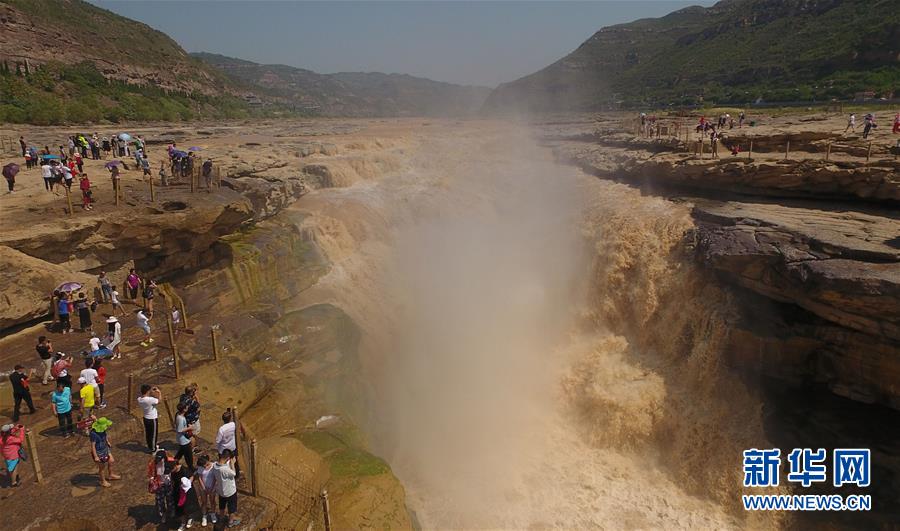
51,359,65,378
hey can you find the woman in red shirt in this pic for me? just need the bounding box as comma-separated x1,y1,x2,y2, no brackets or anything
1,424,28,487
80,174,92,210
94,358,107,408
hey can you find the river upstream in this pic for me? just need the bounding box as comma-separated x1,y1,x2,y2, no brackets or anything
285,122,787,529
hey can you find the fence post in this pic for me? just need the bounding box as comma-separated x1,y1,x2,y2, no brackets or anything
126,373,134,415
114,178,120,207
179,300,188,329
24,430,43,483
867,141,872,163
166,309,179,379
825,142,831,161
149,176,155,202
321,489,332,531
748,140,753,161
211,328,219,362
785,139,790,160
250,439,259,497
65,185,73,216
190,166,195,193
232,406,242,480
163,398,176,430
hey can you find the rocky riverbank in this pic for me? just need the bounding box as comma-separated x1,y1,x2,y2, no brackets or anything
0,118,420,529
542,111,900,410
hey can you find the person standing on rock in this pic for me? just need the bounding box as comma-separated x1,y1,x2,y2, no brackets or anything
50,379,75,437
9,365,36,422
137,309,153,347
98,271,112,303
19,136,26,157
179,384,202,447
211,449,240,528
78,376,98,421
174,402,195,471
139,384,161,452
94,358,107,409
863,113,876,139
58,293,72,334
106,316,123,359
202,158,213,189
89,417,121,487
109,289,126,319
36,336,54,385
127,269,141,301
844,113,857,133
75,292,93,333
194,454,218,527
215,409,239,478
1,423,28,487
41,160,54,192
79,173,93,211
52,353,72,389
709,129,719,159
144,279,157,314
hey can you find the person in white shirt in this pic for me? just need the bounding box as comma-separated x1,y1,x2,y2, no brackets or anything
109,289,126,317
215,409,240,478
137,310,153,347
138,384,161,452
106,316,122,359
41,163,54,192
89,336,102,353
79,358,99,392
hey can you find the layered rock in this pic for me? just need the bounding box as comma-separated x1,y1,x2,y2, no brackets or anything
547,119,900,409
553,138,900,204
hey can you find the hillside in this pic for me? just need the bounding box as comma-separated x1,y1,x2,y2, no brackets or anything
193,53,492,117
484,0,900,112
0,0,256,123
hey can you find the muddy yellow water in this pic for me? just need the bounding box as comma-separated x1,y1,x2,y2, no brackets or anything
287,123,785,529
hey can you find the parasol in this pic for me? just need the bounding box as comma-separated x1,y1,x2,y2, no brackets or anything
104,160,123,169
117,133,132,142
188,146,202,151
2,163,19,179
56,281,83,293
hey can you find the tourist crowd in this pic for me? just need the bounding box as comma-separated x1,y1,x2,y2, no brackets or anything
4,267,242,529
4,133,215,202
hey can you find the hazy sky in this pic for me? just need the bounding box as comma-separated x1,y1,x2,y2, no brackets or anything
92,1,714,87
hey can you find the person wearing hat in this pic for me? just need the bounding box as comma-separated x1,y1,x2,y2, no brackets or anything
1,423,27,487
89,417,120,487
106,316,122,359
9,365,36,422
174,461,200,530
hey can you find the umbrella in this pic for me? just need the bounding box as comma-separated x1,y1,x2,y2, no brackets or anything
104,160,123,169
42,154,61,159
56,281,83,293
2,163,19,179
188,146,202,151
171,150,188,158
118,133,132,142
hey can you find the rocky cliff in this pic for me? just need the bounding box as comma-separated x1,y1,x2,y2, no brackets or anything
543,112,900,409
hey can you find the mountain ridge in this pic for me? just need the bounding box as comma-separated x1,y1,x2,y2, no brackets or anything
192,52,491,117
483,0,900,112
